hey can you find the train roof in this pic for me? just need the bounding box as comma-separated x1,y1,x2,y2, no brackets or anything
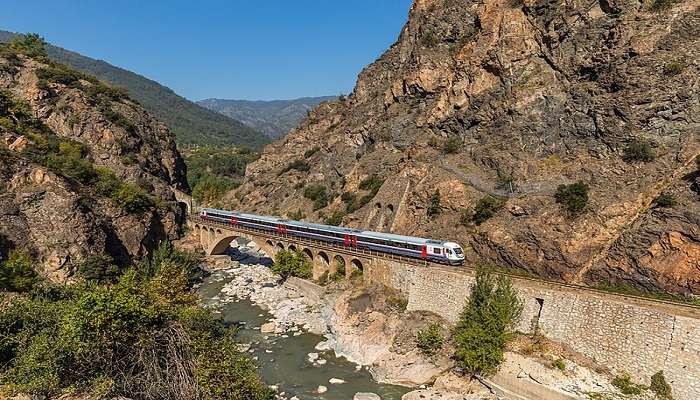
202,208,446,246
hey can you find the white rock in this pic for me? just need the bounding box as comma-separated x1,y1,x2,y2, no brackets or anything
355,365,362,371
315,340,332,351
353,393,381,400
316,385,328,394
329,378,346,384
260,322,277,333
307,352,319,362
317,359,327,365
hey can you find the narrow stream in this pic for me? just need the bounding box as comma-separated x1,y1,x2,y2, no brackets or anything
198,268,411,400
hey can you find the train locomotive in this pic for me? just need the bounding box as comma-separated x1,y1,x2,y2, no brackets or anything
199,208,465,265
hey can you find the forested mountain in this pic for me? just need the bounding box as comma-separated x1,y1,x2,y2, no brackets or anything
198,96,336,138
0,30,269,149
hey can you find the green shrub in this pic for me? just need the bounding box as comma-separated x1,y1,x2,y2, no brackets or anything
650,371,672,399
191,173,236,205
663,59,686,76
304,184,328,210
280,159,310,174
427,189,442,218
0,251,271,399
7,33,48,60
555,181,589,215
654,192,677,208
612,373,644,395
271,250,312,280
552,358,566,371
472,196,505,225
0,250,39,292
77,255,121,284
650,0,681,11
335,258,346,277
623,139,655,162
111,183,154,213
386,294,408,312
324,211,346,226
359,174,384,193
416,323,444,355
453,267,523,376
443,137,461,154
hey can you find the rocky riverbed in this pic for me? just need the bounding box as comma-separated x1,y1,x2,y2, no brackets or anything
199,244,647,400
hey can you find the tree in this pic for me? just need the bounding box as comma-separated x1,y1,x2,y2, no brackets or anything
623,140,655,162
472,196,505,225
0,250,39,292
8,33,48,59
555,181,589,215
427,189,441,218
271,250,312,280
453,267,523,376
77,255,121,284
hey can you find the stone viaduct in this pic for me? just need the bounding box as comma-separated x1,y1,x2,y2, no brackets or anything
191,216,700,400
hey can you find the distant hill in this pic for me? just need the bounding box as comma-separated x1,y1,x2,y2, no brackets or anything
198,96,336,138
0,30,269,149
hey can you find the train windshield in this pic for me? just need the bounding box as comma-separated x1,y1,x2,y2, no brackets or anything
454,247,463,255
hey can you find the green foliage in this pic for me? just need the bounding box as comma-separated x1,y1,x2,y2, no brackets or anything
280,159,310,174
650,0,681,11
287,209,306,221
427,189,442,218
663,59,686,76
453,267,523,376
472,196,505,225
271,250,312,280
650,371,672,399
443,137,461,154
623,139,656,162
334,257,346,277
185,146,255,205
386,294,408,312
612,373,644,395
555,181,589,215
416,323,444,356
0,245,270,399
654,192,677,208
0,250,39,292
324,211,346,226
77,255,121,284
138,241,204,285
552,358,566,371
6,33,47,59
110,183,154,213
359,174,384,193
304,184,328,210
192,174,236,205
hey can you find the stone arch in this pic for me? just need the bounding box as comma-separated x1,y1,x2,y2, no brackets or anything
266,239,274,247
302,248,313,260
350,258,364,276
288,244,297,252
334,255,346,276
216,229,222,235
387,204,394,213
276,242,285,251
317,251,330,267
208,234,249,255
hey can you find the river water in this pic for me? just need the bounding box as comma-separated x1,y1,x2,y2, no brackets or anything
198,268,411,400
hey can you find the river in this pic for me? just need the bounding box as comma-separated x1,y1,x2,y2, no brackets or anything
198,267,411,400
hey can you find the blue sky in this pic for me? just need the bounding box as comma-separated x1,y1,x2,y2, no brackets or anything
1,1,412,101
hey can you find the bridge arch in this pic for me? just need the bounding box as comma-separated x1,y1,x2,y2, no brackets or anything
276,242,285,251
334,255,346,277
317,251,330,267
288,244,297,252
302,248,313,260
350,258,364,276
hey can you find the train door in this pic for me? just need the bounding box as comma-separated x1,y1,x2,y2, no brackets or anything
276,224,287,234
229,215,238,225
344,234,358,248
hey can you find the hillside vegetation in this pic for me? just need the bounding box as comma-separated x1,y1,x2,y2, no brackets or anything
0,30,269,148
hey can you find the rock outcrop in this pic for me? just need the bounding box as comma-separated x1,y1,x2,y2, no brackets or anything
0,48,189,282
231,0,700,294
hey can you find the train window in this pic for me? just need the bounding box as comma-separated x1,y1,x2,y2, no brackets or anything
433,248,442,254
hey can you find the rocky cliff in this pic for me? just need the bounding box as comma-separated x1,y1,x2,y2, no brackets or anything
0,39,189,282
232,0,699,294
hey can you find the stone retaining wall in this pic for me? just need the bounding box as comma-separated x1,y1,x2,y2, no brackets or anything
367,261,700,400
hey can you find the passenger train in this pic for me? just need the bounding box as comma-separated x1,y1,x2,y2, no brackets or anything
199,208,465,265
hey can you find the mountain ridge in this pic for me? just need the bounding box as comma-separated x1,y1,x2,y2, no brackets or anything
198,96,336,138
0,30,269,149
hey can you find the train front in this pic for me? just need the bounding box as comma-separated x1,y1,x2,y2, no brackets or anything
444,242,465,265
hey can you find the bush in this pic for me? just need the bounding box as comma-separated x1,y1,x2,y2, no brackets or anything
552,358,566,371
443,137,461,154
453,267,523,376
271,250,312,280
77,255,121,284
304,184,328,210
555,181,589,215
111,183,154,213
324,211,346,226
427,189,442,218
650,371,672,399
654,192,677,208
0,250,39,292
359,174,384,193
386,294,408,312
0,254,272,399
472,196,505,225
192,173,236,205
7,33,48,60
623,139,655,162
663,59,686,76
416,323,444,356
651,0,681,11
280,159,310,174
612,373,644,395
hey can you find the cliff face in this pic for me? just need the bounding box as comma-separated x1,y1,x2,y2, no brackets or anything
0,47,189,282
233,0,699,294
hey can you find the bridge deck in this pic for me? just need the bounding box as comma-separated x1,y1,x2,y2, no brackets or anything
192,217,700,318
